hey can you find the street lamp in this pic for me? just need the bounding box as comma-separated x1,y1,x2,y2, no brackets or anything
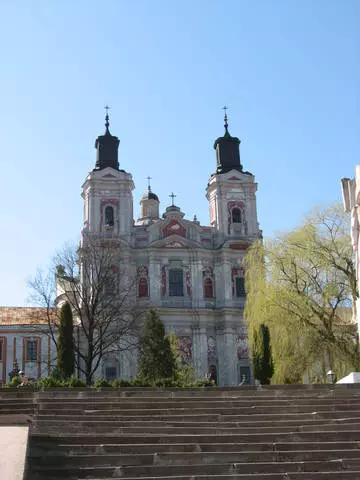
327,370,336,384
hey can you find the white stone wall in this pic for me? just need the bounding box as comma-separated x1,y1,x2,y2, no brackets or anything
342,166,360,339
79,162,259,386
0,327,57,383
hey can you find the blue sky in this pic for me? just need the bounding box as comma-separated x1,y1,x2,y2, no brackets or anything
1,0,359,306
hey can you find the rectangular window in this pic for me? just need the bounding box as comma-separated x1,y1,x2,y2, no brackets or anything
235,277,246,297
0,341,3,361
169,269,184,297
26,340,38,362
105,366,117,381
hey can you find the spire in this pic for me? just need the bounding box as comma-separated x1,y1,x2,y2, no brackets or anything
94,106,120,170
223,105,230,136
214,107,242,174
105,105,110,134
147,175,152,192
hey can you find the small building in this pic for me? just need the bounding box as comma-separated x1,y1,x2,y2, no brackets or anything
0,307,57,384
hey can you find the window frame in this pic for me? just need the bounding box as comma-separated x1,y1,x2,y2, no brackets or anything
169,268,184,297
105,366,117,381
104,205,115,227
235,276,246,297
231,207,242,224
26,339,38,362
204,277,214,299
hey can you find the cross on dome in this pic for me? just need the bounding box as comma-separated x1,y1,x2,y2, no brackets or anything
104,104,111,132
169,192,177,206
223,105,229,133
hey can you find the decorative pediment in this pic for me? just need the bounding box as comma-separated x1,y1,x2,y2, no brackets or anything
165,241,184,248
149,234,199,249
102,173,117,178
163,219,186,238
229,176,241,181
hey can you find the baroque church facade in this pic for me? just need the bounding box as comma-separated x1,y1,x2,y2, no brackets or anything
80,111,261,386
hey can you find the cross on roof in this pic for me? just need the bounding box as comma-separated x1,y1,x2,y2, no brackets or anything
169,192,176,206
223,105,229,129
146,176,152,189
104,105,110,130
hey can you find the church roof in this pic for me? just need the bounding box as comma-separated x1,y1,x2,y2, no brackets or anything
0,307,50,325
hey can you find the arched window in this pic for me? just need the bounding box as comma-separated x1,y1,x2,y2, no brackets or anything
204,278,214,298
138,277,148,297
232,208,241,224
105,205,114,226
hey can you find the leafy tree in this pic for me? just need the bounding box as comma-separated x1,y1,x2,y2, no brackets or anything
138,309,176,382
244,203,359,383
168,331,196,384
252,323,274,384
57,302,75,379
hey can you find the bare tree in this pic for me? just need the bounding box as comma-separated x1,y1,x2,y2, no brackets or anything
29,235,144,384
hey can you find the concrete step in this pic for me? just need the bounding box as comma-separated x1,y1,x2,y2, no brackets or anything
28,441,360,456
25,458,360,478
0,398,34,405
34,414,360,429
33,419,360,435
35,398,360,408
28,430,360,443
67,474,360,480
34,409,360,421
27,449,360,466
32,393,360,402
36,404,360,416
0,408,34,415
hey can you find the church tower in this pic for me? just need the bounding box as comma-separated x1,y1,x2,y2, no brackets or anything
206,111,259,242
81,110,134,241
137,179,160,225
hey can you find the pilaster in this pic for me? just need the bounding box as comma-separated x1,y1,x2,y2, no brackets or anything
192,326,208,379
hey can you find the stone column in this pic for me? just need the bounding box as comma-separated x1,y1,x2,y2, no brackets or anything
215,258,232,307
191,261,204,309
216,323,237,386
149,254,161,307
192,325,208,379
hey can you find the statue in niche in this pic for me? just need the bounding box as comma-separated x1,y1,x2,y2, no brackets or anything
186,270,191,296
161,266,166,296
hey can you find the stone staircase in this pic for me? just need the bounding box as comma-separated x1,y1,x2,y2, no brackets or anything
2,386,360,479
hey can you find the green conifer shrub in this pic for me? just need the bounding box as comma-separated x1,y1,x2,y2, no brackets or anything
252,323,274,384
57,302,75,379
138,309,176,382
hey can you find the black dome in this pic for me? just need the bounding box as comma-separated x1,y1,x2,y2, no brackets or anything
142,189,159,201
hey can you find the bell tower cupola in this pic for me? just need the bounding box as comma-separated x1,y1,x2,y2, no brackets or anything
206,109,260,241
94,106,120,171
137,177,160,225
214,107,242,174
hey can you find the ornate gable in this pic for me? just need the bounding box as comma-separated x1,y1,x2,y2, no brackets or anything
163,219,186,238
